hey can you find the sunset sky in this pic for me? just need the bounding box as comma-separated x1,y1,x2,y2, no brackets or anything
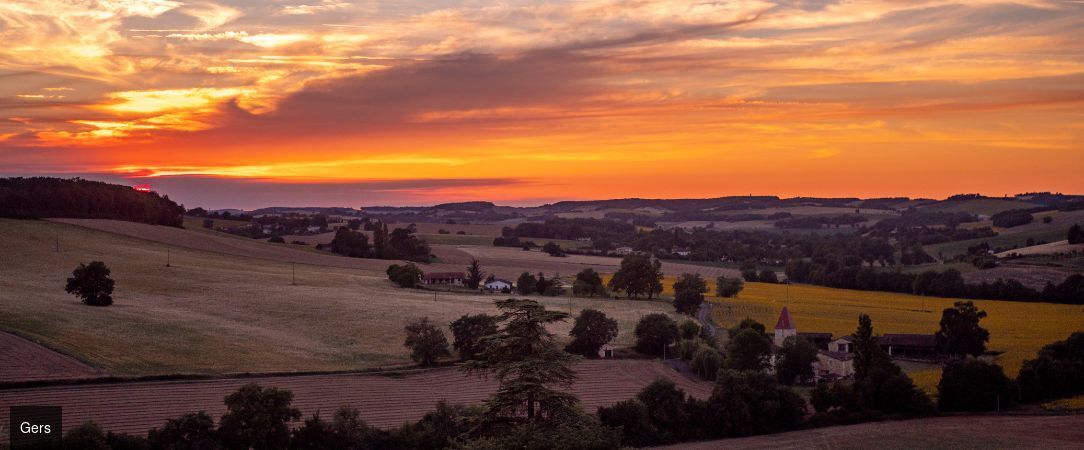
2,0,1083,208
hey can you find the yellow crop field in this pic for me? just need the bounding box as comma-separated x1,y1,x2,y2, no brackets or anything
1042,394,1084,412
658,279,1084,393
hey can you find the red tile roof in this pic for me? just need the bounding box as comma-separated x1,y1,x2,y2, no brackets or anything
775,306,795,330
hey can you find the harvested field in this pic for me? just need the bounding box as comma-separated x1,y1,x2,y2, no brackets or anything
996,240,1084,257
0,219,680,376
0,332,101,382
662,414,1084,449
0,360,711,437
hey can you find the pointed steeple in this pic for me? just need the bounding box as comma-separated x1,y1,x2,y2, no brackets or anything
775,306,795,330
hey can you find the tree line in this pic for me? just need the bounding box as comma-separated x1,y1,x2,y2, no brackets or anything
0,177,185,226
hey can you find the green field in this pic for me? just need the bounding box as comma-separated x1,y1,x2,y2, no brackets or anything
0,219,676,376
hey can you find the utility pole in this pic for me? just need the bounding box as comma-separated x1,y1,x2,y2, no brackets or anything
291,262,296,285
55,231,60,253
166,249,171,267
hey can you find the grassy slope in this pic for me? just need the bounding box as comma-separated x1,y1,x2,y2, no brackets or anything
704,281,1084,394
0,219,678,376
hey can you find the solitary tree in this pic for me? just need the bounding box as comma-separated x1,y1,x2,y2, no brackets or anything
465,258,485,289
404,317,451,366
775,336,818,385
464,299,578,421
1069,224,1084,245
65,261,115,306
672,273,708,315
852,314,893,380
329,227,369,258
724,328,772,372
218,384,301,450
936,301,990,358
634,314,680,357
565,309,619,357
516,272,537,295
608,255,664,299
715,276,744,298
450,314,499,361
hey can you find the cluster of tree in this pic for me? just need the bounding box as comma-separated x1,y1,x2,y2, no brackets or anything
515,272,563,296
740,266,779,284
991,209,1035,228
809,314,936,426
572,268,607,297
653,210,792,223
329,222,431,262
386,263,425,288
785,260,1084,304
598,373,806,447
774,215,867,229
492,235,536,248
0,177,185,226
607,255,664,299
501,218,636,243
1017,331,1084,402
187,207,253,222
542,241,566,257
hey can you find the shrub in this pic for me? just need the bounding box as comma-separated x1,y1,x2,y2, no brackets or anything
991,209,1034,228
65,261,115,306
597,399,656,448
1018,331,1084,402
148,412,218,449
268,236,285,243
218,384,301,450
724,328,772,372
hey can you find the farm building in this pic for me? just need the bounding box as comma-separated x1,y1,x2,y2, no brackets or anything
485,279,513,292
879,334,938,358
597,343,615,358
773,306,798,347
613,246,635,255
772,307,855,379
816,350,855,379
423,272,466,286
671,246,691,257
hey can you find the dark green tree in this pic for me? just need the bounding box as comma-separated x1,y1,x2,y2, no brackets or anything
672,273,708,315
715,276,744,298
329,227,369,257
65,261,115,306
691,345,723,380
1070,224,1084,244
596,399,656,447
634,314,679,357
464,299,579,422
148,411,219,450
607,255,664,299
852,314,892,380
936,301,989,358
635,379,688,443
724,328,772,372
465,258,485,289
727,318,766,338
218,384,301,450
386,263,424,288
708,370,806,437
573,268,605,297
450,314,499,361
565,309,619,358
776,336,818,385
516,272,537,295
404,317,451,366
938,359,1016,411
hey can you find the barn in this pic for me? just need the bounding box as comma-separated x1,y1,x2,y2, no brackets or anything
423,272,466,286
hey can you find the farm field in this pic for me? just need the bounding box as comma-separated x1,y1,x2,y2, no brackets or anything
927,208,1084,259
918,198,1041,216
0,332,101,382
0,219,680,376
704,281,1084,393
0,359,713,438
663,414,1084,449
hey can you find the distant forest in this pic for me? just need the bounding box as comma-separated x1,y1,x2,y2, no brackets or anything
0,177,185,226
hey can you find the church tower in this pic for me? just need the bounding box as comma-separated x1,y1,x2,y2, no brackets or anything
774,306,797,347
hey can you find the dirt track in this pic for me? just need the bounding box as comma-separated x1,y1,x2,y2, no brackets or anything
661,414,1084,449
0,332,101,382
0,360,710,436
